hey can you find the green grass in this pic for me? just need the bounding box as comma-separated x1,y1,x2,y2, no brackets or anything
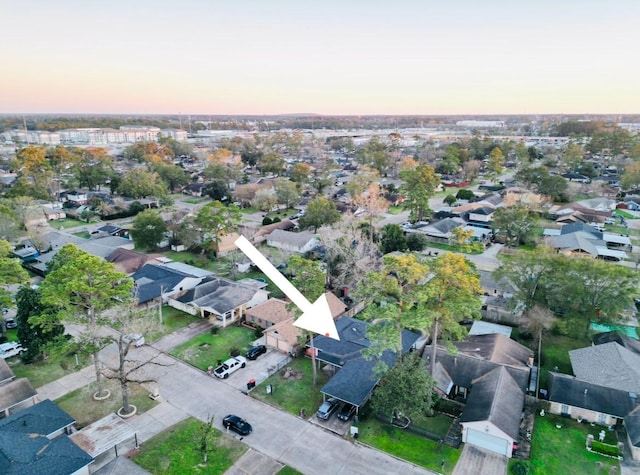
48,218,88,229
148,306,198,340
412,413,455,437
1,328,18,342
615,209,635,219
72,231,91,239
132,417,246,474
170,326,255,371
55,379,158,429
524,413,619,475
239,206,260,214
386,206,406,215
250,357,330,416
425,241,484,255
10,349,93,389
356,417,460,474
184,197,208,204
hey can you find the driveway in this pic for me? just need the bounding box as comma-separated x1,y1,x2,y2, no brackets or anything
452,445,507,475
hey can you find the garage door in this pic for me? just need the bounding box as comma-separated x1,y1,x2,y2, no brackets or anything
466,428,509,456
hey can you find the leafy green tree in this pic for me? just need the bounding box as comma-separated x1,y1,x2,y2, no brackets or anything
153,162,190,193
494,245,557,311
538,174,568,202
455,189,475,200
488,147,505,180
358,254,432,374
562,142,584,172
380,224,407,254
252,188,278,212
356,136,392,176
443,194,457,206
298,197,341,233
406,233,428,251
290,163,312,185
441,145,461,174
0,205,22,242
491,206,536,247
547,257,639,335
400,164,439,222
193,201,241,254
204,180,229,201
423,253,482,375
289,255,325,387
274,179,301,209
15,286,65,363
622,161,640,191
117,169,168,198
0,240,30,308
39,244,134,397
257,152,285,176
132,209,167,250
69,147,113,191
371,353,435,425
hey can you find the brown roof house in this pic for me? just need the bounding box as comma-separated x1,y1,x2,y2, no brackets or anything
262,293,347,355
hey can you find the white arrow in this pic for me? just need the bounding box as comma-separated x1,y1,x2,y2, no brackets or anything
234,235,340,340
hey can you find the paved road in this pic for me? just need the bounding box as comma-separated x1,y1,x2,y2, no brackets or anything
38,325,435,475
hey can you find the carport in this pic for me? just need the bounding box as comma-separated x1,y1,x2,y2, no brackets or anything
70,413,137,459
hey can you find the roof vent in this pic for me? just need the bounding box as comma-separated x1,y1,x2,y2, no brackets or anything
584,389,588,395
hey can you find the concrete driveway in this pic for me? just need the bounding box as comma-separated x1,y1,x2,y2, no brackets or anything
452,445,507,475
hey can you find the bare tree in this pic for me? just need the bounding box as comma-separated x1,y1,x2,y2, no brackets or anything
522,304,556,397
197,415,217,464
101,305,173,416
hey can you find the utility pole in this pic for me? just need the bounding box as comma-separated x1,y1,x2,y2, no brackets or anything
158,286,164,325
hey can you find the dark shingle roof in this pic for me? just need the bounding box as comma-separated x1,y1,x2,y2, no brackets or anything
0,399,75,437
460,366,524,440
569,342,640,393
132,263,194,303
593,331,640,356
548,372,639,419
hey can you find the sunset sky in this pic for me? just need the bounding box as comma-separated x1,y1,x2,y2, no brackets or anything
2,0,639,115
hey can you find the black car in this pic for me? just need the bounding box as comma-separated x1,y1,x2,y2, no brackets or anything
246,345,267,360
337,403,356,422
223,414,252,436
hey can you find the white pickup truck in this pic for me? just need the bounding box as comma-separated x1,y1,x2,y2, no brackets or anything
0,342,25,359
213,356,247,379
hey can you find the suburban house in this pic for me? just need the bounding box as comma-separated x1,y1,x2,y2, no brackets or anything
0,377,38,417
478,270,523,326
404,217,466,244
265,229,318,254
0,399,93,474
547,372,639,427
247,219,296,244
459,367,524,458
543,222,631,261
106,248,157,275
131,261,209,305
262,293,347,355
569,341,640,394
310,317,420,416
428,333,534,457
168,276,269,325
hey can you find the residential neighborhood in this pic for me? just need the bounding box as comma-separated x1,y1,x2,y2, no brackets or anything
1,114,640,475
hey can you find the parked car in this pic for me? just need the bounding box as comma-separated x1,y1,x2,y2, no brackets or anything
0,342,25,359
123,333,145,347
316,397,340,420
213,356,247,379
337,403,356,422
222,414,252,435
246,345,267,360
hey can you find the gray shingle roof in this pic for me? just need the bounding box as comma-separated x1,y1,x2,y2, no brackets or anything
569,342,640,393
548,372,639,418
176,277,258,314
460,366,524,440
266,229,317,249
132,263,194,304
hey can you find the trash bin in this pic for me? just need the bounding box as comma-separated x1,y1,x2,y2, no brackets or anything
247,379,256,390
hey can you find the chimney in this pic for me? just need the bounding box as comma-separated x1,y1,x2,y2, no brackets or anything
528,355,534,367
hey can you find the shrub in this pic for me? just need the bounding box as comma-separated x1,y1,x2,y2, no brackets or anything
210,327,219,335
271,216,281,223
229,347,241,357
510,460,530,475
254,327,263,339
456,189,475,200
262,217,273,225
406,233,428,251
590,441,621,457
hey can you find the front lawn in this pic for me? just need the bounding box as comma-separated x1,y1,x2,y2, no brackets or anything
11,349,93,389
48,218,88,229
250,357,330,416
56,379,158,429
356,417,460,474
132,417,246,474
523,413,619,475
149,306,198,340
170,326,255,371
